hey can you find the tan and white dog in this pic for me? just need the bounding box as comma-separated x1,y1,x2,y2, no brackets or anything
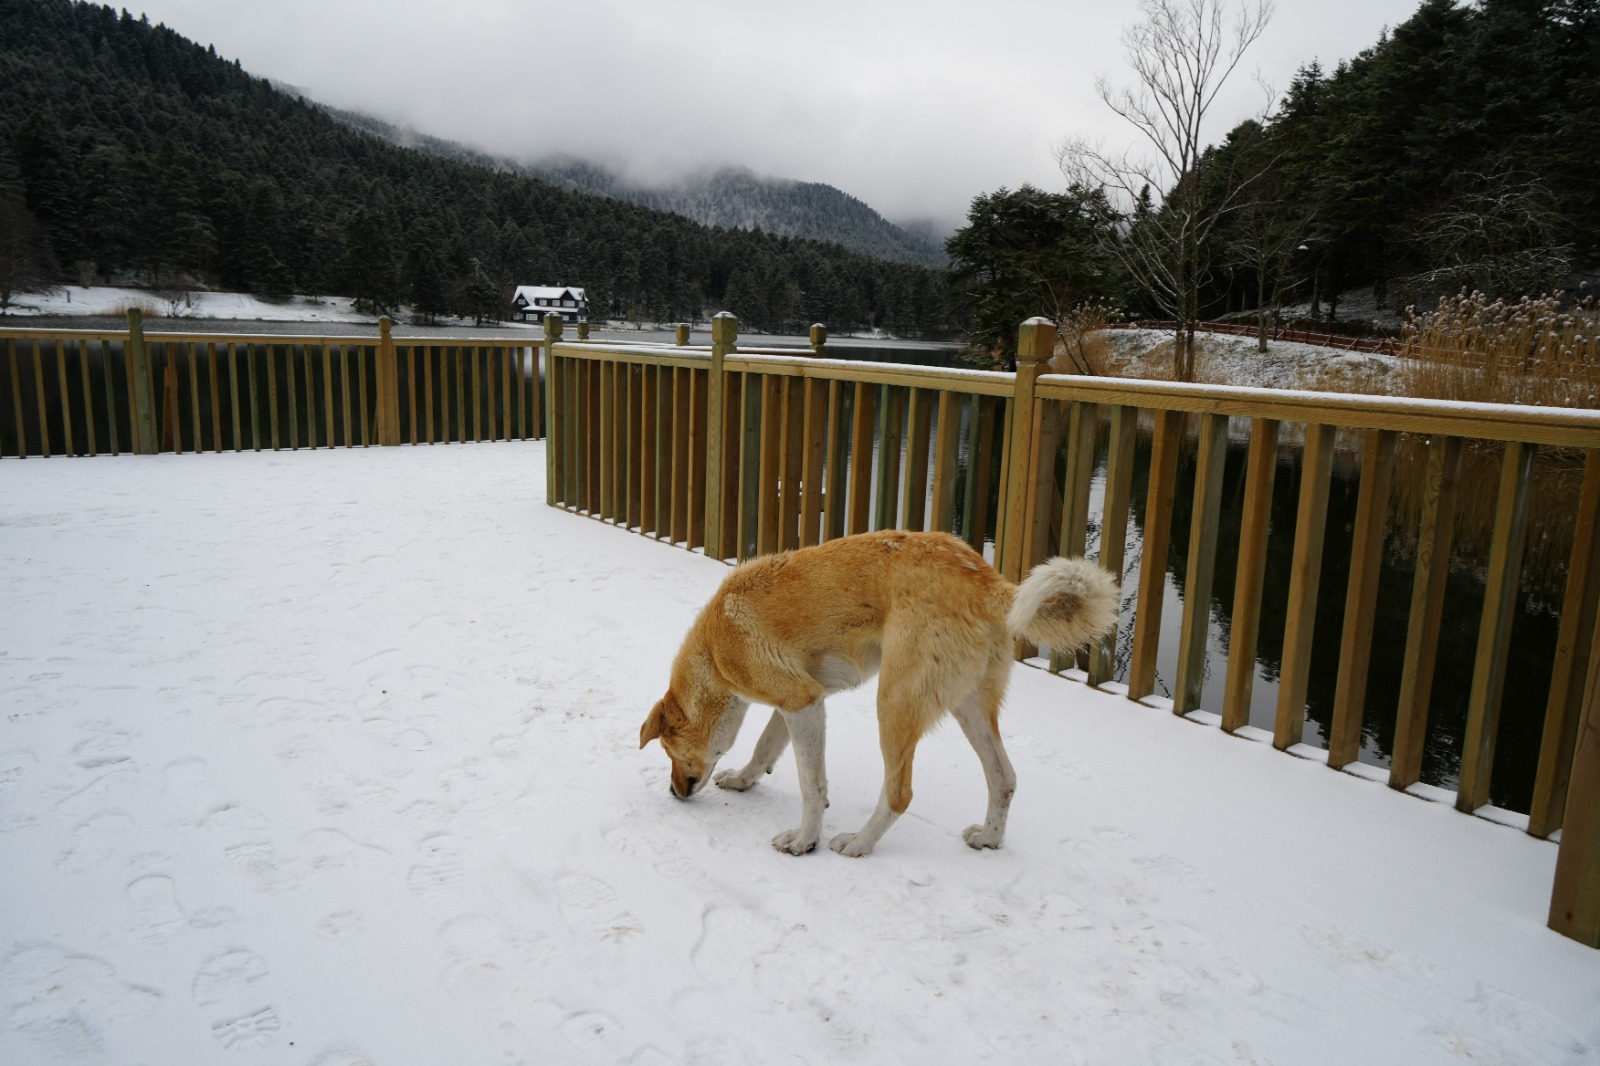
639,530,1119,857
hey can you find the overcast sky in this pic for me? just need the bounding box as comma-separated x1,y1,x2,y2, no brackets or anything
127,0,1417,231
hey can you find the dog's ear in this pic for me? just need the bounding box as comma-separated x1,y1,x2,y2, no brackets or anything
640,700,666,749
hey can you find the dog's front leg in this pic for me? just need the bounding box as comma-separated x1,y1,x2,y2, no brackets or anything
714,708,790,791
771,700,827,855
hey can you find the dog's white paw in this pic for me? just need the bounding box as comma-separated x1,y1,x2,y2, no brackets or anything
713,769,756,792
829,832,872,858
770,828,818,855
963,824,1004,850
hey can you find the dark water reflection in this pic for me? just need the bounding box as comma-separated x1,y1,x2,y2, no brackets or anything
1088,419,1557,813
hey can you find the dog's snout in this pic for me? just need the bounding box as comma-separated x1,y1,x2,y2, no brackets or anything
684,775,699,794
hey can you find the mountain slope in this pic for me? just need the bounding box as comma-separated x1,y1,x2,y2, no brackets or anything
0,0,949,335
535,161,949,269
318,108,948,269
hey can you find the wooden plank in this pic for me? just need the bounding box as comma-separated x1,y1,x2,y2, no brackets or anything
251,344,264,451
999,321,1052,581
1274,422,1338,750
267,344,281,451
847,381,877,535
207,343,221,452
777,378,803,550
1089,405,1137,687
631,364,646,529
738,373,764,558
930,391,959,533
1457,440,1537,813
968,397,998,550
102,340,120,455
78,340,96,455
671,366,689,542
1531,450,1600,837
901,388,931,531
229,344,242,452
409,344,419,444
56,340,74,455
599,362,615,520
801,378,826,547
587,360,603,515
423,346,434,444
704,315,735,559
491,346,502,441
285,345,299,451
1173,412,1231,714
719,371,744,559
7,339,25,457
1036,373,1600,450
359,344,371,447
689,367,708,550
455,345,466,445
32,339,50,457
1328,430,1398,769
761,375,784,553
470,346,482,443
1548,616,1600,945
1128,410,1186,701
720,354,1013,398
1221,419,1281,730
874,385,904,533
823,380,848,542
339,346,353,447
319,346,332,448
1366,452,1447,834
642,365,659,536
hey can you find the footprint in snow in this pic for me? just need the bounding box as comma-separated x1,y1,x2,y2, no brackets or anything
211,1005,281,1051
192,949,270,1006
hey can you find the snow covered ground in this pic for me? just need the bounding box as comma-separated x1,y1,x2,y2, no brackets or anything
2,442,1597,1066
3,286,386,326
1098,328,1402,394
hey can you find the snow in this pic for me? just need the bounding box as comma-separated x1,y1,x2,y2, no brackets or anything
1098,328,1404,394
4,286,385,325
2,442,1598,1066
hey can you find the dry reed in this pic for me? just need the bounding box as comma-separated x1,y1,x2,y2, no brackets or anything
1396,288,1600,409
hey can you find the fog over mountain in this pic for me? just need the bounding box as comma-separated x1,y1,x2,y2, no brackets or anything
327,107,948,268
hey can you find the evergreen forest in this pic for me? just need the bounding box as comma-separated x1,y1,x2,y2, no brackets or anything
947,0,1600,357
0,0,950,335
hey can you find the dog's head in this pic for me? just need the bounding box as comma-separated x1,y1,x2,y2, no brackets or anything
639,686,746,800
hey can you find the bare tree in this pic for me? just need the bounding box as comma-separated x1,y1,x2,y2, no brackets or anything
1057,0,1274,380
1394,166,1574,309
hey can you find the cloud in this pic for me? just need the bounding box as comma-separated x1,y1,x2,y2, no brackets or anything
129,0,1406,231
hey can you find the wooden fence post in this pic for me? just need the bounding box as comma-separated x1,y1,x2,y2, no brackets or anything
705,312,737,560
1549,616,1600,946
577,322,590,341
998,317,1052,584
810,323,828,358
544,313,564,505
675,323,690,346
376,316,400,445
126,308,157,455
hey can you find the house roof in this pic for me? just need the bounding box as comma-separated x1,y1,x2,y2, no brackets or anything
512,285,587,304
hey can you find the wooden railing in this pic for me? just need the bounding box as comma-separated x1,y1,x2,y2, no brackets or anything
545,312,1600,948
0,310,557,457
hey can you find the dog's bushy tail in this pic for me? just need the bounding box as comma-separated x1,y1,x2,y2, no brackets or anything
1007,557,1120,653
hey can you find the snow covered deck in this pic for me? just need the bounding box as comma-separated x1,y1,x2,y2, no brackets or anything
2,442,1597,1065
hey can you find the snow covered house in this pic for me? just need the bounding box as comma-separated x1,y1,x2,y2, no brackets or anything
512,285,588,324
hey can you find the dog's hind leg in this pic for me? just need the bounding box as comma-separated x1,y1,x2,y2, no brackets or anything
771,701,828,855
714,708,790,791
952,685,1016,850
